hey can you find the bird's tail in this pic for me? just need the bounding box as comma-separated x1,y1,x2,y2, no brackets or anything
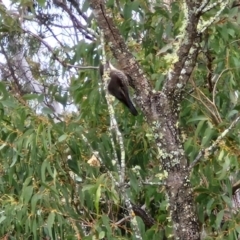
126,98,138,116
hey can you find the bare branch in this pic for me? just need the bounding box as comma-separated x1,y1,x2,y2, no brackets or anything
53,0,98,41
24,29,98,70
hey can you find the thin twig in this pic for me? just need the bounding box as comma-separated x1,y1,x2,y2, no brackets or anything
24,29,98,70
189,116,240,170
212,69,230,105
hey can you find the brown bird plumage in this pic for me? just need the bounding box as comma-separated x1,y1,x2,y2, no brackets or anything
99,62,138,116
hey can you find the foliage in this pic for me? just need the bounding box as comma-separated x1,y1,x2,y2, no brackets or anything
0,0,240,239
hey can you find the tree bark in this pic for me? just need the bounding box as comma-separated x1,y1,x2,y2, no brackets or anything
88,0,203,239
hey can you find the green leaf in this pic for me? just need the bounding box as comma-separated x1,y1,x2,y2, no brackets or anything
42,107,53,114
41,160,48,182
201,128,215,147
10,153,18,167
233,56,240,67
187,116,208,123
1,99,17,108
32,218,37,240
0,82,9,98
99,231,105,239
37,94,44,103
194,120,205,140
129,172,140,193
101,215,111,237
55,93,68,107
0,215,6,224
22,186,33,204
235,225,240,234
22,94,39,100
222,195,232,208
31,194,42,213
95,185,101,214
206,199,215,216
82,184,96,192
47,212,55,239
37,0,46,7
58,134,68,142
216,156,230,180
82,0,90,12
0,143,7,151
215,210,224,229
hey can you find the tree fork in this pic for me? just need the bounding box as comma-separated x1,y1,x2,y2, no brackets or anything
89,0,202,239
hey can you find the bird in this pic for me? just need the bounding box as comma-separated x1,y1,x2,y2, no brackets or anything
99,62,138,116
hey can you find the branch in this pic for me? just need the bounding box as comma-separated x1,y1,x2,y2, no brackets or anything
89,0,152,116
189,116,240,170
53,0,98,41
24,29,98,70
132,204,155,228
197,1,229,33
196,0,211,14
100,32,142,239
162,1,201,98
199,0,228,14
0,33,63,119
189,77,222,125
89,1,202,239
100,32,125,184
66,0,89,24
212,69,231,105
0,43,23,95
